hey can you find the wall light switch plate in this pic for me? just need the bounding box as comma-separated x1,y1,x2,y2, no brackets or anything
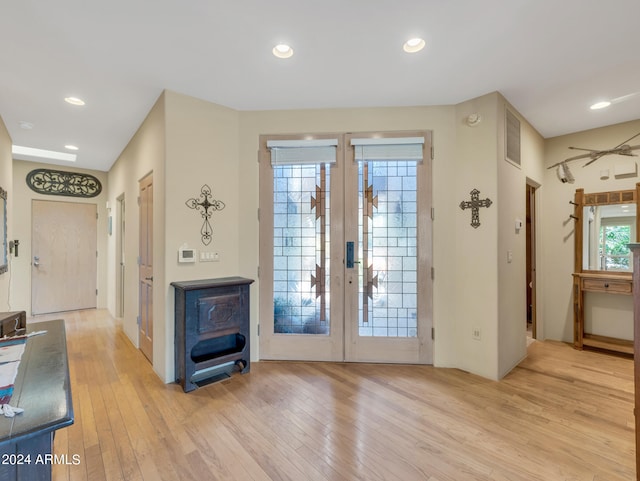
199,251,220,262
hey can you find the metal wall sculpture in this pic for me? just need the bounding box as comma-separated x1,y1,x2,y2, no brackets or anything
26,168,102,198
459,188,492,228
185,184,226,245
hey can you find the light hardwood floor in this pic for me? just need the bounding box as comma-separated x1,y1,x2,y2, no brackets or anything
31,309,635,481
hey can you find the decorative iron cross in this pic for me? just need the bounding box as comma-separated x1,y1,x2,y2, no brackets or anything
185,184,225,245
459,188,492,229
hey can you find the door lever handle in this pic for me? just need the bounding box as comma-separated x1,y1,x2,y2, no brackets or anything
346,242,361,268
346,242,355,268
145,276,153,281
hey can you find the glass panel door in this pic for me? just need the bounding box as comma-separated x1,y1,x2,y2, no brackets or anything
259,132,432,364
357,160,418,338
259,135,344,361
344,132,432,364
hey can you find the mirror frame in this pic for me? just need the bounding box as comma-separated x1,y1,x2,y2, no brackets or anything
0,186,6,275
574,183,640,274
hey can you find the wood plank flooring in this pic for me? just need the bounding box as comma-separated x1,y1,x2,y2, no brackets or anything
29,309,635,481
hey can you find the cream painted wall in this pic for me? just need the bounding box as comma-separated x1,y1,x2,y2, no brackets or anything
107,92,166,379
162,90,241,382
543,119,640,343
451,92,545,380
453,94,500,379
107,90,240,383
10,160,108,314
496,95,545,378
103,90,548,384
0,117,11,311
238,105,470,372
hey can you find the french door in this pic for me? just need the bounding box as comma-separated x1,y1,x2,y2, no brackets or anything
259,131,433,364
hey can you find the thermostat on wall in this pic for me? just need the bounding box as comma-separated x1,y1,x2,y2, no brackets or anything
178,247,196,263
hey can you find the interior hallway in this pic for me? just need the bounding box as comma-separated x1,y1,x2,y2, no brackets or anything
32,309,635,481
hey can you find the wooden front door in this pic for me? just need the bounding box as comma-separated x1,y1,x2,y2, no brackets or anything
139,174,153,362
31,200,97,315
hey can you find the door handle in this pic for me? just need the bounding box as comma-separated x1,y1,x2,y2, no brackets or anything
33,256,40,267
346,242,360,268
145,276,153,282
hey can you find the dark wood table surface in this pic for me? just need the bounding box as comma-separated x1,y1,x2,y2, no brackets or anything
0,319,73,481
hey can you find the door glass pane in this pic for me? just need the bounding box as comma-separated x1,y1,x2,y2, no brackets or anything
358,161,417,338
273,164,330,335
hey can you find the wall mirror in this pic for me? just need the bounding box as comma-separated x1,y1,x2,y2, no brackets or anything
0,186,6,275
575,186,639,273
582,204,636,271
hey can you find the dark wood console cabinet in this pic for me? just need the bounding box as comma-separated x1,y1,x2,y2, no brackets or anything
172,277,254,392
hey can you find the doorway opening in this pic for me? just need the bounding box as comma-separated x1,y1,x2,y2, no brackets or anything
526,181,538,341
116,194,125,318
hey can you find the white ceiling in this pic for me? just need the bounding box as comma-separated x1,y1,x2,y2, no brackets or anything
2,0,640,172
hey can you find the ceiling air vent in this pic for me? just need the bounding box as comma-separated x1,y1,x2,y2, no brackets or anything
506,109,521,166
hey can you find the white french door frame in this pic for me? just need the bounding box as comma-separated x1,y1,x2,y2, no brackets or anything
258,133,345,361
343,131,433,364
258,131,433,364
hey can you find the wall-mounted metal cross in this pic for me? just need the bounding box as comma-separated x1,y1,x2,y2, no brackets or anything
459,188,492,229
185,184,225,245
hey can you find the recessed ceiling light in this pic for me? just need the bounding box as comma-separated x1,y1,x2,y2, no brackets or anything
12,145,77,162
590,101,611,110
403,38,425,53
18,121,34,130
64,144,79,151
272,44,294,59
64,96,86,106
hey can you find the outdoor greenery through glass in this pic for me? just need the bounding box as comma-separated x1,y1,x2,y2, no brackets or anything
600,224,631,271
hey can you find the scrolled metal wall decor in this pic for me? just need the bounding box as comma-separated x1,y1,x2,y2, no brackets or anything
459,188,492,228
26,168,102,198
185,184,226,245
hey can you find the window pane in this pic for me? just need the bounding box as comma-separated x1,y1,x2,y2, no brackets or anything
273,164,330,335
600,224,631,271
358,160,418,338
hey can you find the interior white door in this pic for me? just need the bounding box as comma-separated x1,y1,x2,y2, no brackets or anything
31,200,97,315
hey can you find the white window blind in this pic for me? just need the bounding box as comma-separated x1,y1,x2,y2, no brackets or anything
267,139,338,166
351,137,424,162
